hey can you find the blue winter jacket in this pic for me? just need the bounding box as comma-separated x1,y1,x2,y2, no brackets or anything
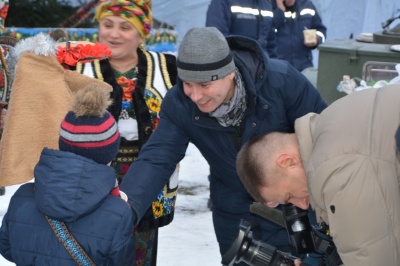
0,148,135,266
120,35,326,234
272,0,327,71
206,0,277,58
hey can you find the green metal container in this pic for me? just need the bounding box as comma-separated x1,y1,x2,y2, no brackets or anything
316,39,400,104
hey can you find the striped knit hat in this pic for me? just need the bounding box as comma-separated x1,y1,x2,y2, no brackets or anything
59,84,120,164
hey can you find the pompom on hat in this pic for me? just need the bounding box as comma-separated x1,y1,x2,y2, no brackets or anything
177,27,235,83
95,0,153,40
59,85,120,164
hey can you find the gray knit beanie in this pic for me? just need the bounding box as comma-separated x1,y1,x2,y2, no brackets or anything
177,27,235,82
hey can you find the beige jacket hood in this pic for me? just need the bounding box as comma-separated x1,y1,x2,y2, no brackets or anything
295,84,400,265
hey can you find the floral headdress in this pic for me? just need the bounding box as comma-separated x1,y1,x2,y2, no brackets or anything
95,0,152,40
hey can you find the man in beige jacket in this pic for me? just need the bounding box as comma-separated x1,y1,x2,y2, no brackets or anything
236,84,400,265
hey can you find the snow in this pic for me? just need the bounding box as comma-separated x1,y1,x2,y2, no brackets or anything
0,143,222,266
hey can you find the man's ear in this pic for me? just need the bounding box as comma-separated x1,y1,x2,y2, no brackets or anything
276,153,298,169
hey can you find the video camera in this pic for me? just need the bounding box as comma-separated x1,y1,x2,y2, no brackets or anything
222,203,343,266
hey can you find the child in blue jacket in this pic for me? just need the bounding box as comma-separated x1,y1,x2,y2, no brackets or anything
0,82,135,265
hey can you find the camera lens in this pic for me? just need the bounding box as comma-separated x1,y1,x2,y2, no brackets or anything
239,230,277,264
222,220,297,266
240,232,296,266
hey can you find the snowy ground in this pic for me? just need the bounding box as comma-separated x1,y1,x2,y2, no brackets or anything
0,143,222,265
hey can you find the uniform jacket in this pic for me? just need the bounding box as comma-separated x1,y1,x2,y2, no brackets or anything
272,0,326,71
120,35,327,227
0,148,135,266
206,0,277,58
295,85,400,265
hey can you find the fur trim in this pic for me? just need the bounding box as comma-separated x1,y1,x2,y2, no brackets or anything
99,59,122,121
14,32,57,59
71,84,112,117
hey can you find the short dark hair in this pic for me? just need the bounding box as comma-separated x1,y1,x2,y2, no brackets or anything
236,134,268,202
237,132,290,202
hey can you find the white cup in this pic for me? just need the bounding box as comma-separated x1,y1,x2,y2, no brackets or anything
303,29,317,44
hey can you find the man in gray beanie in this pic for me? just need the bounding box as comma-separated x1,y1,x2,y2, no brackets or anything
177,27,235,83
120,27,327,264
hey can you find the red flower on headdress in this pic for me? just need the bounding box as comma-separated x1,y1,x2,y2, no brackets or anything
56,43,112,67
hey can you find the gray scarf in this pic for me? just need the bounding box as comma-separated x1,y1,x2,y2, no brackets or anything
209,68,247,127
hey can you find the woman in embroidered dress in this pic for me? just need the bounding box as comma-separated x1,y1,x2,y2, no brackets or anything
70,0,178,265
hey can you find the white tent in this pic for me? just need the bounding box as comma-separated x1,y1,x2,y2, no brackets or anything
152,0,210,45
153,0,400,45
312,0,400,40
152,0,400,67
